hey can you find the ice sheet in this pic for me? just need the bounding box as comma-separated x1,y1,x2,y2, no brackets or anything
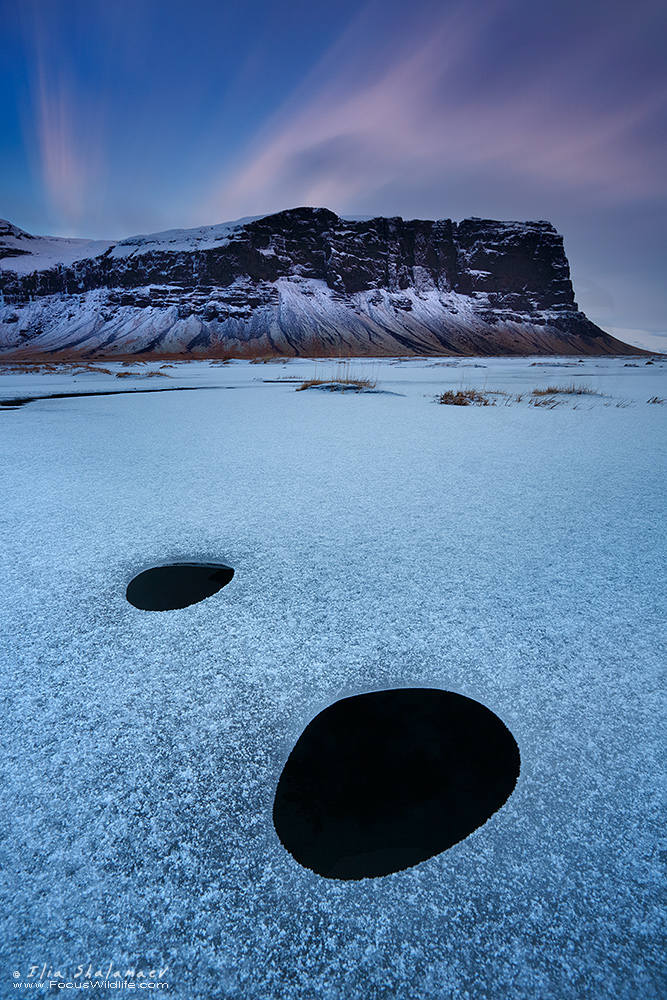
0,357,665,998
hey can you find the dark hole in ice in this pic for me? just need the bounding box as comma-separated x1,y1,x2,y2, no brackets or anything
126,563,234,611
273,688,520,880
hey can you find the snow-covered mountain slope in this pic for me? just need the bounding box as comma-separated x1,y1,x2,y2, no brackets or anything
0,208,642,357
0,218,114,274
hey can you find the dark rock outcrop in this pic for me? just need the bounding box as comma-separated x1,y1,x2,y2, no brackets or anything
0,208,641,357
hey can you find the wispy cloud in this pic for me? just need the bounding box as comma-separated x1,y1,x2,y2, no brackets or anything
33,69,106,231
21,2,108,233
203,0,667,221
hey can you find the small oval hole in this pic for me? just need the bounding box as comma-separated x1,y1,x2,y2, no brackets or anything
126,563,234,611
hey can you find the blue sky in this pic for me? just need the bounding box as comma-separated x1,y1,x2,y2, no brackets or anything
0,0,665,348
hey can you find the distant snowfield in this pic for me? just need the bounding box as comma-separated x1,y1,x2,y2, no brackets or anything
0,357,665,999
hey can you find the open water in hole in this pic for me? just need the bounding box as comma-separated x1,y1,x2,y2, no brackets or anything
126,563,234,611
273,688,520,879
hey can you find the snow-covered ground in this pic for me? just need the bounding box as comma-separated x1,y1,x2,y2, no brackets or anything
0,356,665,998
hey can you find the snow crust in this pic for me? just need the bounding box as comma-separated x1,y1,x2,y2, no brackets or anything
0,357,665,998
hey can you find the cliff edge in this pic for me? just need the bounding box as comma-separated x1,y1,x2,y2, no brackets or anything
0,208,642,358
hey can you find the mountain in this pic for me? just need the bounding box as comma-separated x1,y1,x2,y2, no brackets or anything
0,208,642,358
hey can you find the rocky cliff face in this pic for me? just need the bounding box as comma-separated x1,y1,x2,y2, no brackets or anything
0,208,639,357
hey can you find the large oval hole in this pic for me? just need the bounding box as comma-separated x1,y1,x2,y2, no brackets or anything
126,563,234,611
273,688,520,880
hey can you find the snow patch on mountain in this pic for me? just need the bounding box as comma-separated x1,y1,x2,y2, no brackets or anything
107,216,266,260
0,219,114,274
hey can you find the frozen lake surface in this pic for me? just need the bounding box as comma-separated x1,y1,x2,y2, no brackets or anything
1,356,665,998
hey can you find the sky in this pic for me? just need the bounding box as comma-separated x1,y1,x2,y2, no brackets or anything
0,0,665,349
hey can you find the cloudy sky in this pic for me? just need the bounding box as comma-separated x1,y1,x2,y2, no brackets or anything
0,0,665,348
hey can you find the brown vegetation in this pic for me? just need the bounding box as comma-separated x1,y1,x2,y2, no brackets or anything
531,383,598,396
296,375,378,392
436,388,492,406
296,360,378,392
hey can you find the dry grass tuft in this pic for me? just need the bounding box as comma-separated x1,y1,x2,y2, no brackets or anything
532,383,598,396
296,376,377,392
530,395,562,408
296,360,378,392
436,387,492,406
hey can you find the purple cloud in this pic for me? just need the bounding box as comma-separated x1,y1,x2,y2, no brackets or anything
203,0,666,220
